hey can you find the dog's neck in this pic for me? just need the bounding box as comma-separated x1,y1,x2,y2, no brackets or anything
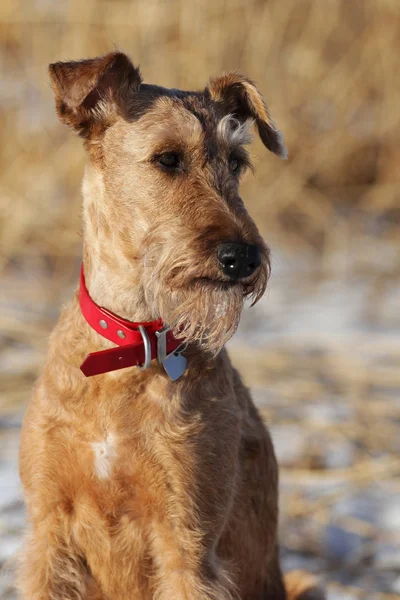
82,256,152,322
81,165,154,323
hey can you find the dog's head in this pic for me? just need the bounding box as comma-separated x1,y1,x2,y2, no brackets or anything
49,52,286,353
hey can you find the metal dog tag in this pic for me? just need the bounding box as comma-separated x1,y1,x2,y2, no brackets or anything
162,350,188,381
155,326,187,381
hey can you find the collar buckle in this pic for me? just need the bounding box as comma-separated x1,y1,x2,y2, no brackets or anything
137,325,152,371
156,326,188,380
156,326,188,362
155,326,173,364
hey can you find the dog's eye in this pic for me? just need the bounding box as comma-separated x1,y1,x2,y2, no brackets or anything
157,152,181,170
229,156,242,176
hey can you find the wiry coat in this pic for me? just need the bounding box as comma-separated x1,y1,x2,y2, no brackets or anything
18,52,323,600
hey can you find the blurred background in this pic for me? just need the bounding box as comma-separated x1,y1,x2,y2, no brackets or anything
1,0,400,598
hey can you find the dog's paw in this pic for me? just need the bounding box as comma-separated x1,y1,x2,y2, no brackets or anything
284,570,326,600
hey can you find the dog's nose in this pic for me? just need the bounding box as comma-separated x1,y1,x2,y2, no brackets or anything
217,243,261,280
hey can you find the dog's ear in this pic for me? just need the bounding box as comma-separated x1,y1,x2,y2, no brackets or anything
49,52,142,138
207,73,287,159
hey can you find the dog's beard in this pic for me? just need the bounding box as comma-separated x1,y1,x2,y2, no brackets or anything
142,227,269,354
156,281,245,354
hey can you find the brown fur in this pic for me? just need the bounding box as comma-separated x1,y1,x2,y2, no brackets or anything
18,52,323,600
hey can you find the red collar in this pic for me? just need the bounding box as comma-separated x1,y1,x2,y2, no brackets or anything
79,265,181,377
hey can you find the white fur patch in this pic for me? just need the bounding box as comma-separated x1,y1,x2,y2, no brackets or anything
92,433,117,480
217,114,253,146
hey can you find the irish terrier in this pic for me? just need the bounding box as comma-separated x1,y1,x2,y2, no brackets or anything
18,52,324,600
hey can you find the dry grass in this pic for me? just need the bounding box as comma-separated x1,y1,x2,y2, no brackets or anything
1,0,400,269
0,1,400,597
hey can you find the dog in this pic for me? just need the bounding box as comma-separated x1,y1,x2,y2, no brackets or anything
18,52,324,600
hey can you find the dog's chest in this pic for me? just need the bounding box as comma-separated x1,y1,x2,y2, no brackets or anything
78,397,197,515
82,376,171,482
70,420,198,551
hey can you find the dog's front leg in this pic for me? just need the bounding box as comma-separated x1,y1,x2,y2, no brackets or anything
149,520,236,600
152,550,235,600
18,514,89,600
